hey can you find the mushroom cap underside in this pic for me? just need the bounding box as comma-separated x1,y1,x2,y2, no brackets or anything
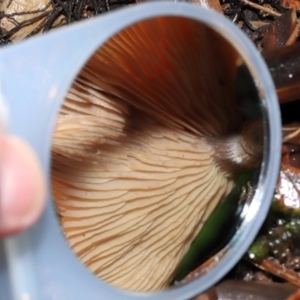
52,16,242,291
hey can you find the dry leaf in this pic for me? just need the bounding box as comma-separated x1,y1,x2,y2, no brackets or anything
273,163,300,215
0,0,50,41
0,0,67,41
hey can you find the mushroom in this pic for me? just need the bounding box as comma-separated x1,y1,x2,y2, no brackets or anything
52,16,263,291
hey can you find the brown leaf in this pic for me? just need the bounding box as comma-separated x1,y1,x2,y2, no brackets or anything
195,281,298,300
280,0,300,11
263,8,297,50
287,289,300,300
194,288,217,300
262,43,300,103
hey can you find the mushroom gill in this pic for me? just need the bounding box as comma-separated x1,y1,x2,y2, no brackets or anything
52,16,262,291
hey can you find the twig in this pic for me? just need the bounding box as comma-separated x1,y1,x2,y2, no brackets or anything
252,259,300,287
240,11,258,31
105,0,110,12
43,6,63,31
285,20,300,46
74,0,87,20
183,249,225,283
26,13,49,36
283,128,300,143
239,0,282,17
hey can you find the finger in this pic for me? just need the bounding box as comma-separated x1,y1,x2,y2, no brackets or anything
0,135,46,237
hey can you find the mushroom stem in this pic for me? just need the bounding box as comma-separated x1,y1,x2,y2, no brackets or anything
211,120,264,176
